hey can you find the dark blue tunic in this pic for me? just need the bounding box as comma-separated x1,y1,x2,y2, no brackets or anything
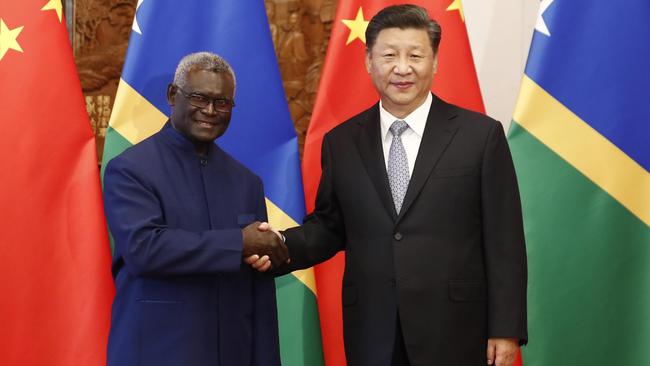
104,123,280,366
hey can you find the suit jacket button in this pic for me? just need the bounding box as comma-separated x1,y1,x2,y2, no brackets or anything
394,232,403,241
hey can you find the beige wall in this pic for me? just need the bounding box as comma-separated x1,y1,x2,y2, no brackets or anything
464,0,540,132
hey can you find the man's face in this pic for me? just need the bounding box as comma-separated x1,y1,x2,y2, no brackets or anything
365,27,437,117
167,69,235,145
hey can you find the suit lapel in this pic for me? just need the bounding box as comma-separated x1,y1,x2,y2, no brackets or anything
356,104,398,220
397,95,458,223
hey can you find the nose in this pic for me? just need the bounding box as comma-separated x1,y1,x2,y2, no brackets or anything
201,101,217,115
393,55,412,75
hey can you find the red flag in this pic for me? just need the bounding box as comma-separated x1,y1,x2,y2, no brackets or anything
303,1,487,365
0,1,114,365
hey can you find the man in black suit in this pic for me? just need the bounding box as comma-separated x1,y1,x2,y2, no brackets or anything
252,4,527,366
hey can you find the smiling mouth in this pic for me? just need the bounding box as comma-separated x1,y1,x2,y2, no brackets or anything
195,120,218,128
391,81,414,90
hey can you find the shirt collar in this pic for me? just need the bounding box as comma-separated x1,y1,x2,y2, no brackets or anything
379,93,432,140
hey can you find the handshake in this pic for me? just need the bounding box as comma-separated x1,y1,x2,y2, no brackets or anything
241,221,289,272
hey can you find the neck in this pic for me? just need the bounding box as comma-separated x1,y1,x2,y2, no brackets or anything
386,107,413,120
193,142,209,157
382,94,428,119
168,122,211,156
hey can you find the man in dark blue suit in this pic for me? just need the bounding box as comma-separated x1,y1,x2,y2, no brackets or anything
103,52,287,366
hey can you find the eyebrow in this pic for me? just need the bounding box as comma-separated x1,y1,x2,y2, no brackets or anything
188,90,232,98
377,43,427,51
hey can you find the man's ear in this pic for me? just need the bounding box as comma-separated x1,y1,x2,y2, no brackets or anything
365,52,372,74
433,53,439,74
166,84,176,106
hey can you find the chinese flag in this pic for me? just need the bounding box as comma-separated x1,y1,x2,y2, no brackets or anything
0,1,114,365
303,1,521,365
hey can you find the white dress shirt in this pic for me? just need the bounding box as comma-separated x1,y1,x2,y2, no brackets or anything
379,93,433,176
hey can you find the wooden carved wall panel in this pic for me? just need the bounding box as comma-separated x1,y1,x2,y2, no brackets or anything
267,0,335,156
70,0,335,163
72,0,136,163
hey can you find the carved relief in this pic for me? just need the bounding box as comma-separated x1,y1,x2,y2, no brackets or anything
266,2,280,55
73,0,136,163
71,0,335,162
266,0,335,155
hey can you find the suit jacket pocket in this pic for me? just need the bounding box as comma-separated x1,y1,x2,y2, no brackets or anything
448,280,486,302
341,285,358,307
433,167,477,177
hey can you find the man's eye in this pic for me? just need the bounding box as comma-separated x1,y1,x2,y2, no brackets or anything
190,95,209,103
214,99,228,106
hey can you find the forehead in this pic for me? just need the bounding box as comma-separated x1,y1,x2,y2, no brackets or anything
185,69,234,94
371,27,431,51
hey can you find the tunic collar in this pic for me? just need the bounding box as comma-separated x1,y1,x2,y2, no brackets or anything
160,121,217,159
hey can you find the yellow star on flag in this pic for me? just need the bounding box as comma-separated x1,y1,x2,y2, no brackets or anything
41,0,63,23
0,19,24,61
446,0,465,22
341,7,369,45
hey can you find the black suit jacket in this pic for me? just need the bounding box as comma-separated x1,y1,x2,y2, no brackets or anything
281,95,527,365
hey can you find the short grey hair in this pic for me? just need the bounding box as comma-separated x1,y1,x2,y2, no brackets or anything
173,51,236,90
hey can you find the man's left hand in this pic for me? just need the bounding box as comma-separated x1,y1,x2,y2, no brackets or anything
486,338,518,366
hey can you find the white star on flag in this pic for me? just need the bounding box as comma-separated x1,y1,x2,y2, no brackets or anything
132,0,144,35
535,0,554,36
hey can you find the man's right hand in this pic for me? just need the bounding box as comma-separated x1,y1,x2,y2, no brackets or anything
242,221,289,267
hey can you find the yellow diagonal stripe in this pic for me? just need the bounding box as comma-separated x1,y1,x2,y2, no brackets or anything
109,78,167,145
514,75,650,226
266,198,318,295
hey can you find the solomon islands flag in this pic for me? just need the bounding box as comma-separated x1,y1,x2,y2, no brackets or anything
508,0,650,365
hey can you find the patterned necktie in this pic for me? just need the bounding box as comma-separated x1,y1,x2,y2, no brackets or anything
388,120,410,214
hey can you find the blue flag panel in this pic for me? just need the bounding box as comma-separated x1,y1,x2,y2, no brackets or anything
121,0,305,221
525,0,650,170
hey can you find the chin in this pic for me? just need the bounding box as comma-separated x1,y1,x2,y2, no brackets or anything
387,97,415,107
194,126,225,140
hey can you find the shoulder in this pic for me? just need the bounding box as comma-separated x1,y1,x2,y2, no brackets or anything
104,132,161,175
436,96,504,137
440,96,499,125
325,103,379,141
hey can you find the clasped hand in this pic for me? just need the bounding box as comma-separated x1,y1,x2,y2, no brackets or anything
242,221,288,271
